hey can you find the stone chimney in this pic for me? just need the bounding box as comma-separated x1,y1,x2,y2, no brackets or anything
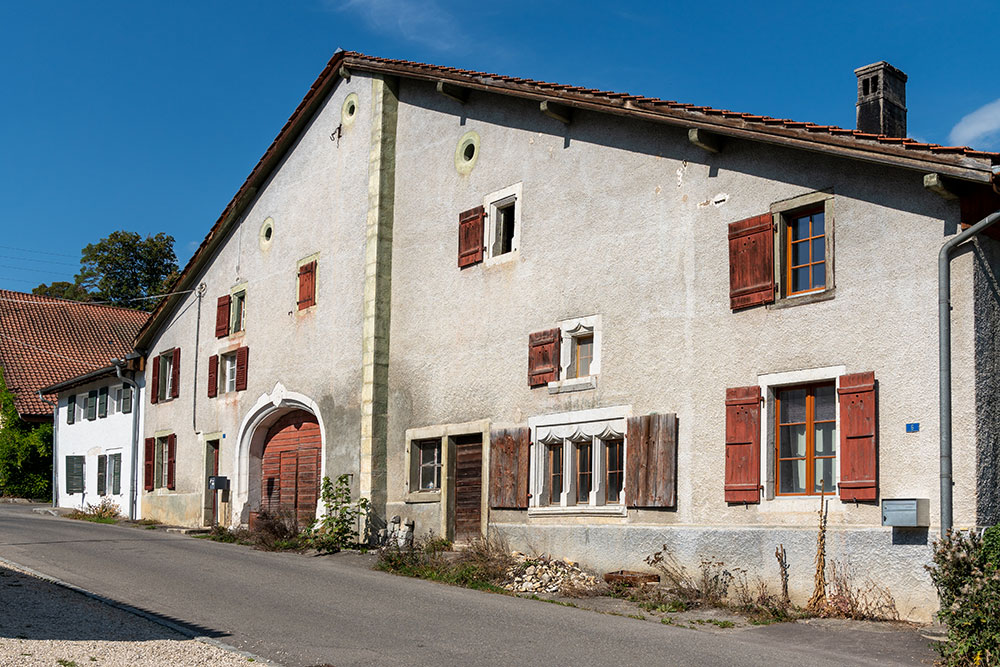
855,61,907,137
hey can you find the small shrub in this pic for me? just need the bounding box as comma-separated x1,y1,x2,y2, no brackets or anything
731,571,794,623
424,537,453,554
645,545,733,607
67,498,121,523
928,528,1000,666
250,510,304,551
820,560,898,621
301,474,371,553
375,532,511,593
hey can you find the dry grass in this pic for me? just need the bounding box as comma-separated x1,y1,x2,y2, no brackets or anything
820,560,899,621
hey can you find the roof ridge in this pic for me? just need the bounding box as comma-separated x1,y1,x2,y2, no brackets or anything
0,289,151,314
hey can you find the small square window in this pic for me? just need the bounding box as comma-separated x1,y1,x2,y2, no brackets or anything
230,290,246,334
415,439,442,491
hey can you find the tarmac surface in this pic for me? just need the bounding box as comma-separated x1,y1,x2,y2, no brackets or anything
0,504,938,666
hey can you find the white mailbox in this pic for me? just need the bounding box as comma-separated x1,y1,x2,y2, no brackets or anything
881,498,929,527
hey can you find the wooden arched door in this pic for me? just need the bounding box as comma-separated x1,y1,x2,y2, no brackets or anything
260,411,321,526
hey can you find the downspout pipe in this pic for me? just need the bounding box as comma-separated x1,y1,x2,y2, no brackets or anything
114,359,141,521
939,208,1000,536
37,391,57,507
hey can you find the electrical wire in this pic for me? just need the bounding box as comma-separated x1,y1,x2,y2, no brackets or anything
0,289,196,307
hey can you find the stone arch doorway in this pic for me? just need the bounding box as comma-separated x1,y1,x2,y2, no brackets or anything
259,410,321,526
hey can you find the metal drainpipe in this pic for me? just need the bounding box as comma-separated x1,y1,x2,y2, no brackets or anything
37,391,58,507
939,208,1000,536
114,362,141,521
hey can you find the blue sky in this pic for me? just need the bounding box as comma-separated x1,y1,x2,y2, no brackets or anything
2,1,999,294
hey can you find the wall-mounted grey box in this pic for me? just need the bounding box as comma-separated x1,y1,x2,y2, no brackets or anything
881,498,929,527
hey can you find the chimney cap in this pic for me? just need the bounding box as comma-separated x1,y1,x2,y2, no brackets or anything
854,61,908,82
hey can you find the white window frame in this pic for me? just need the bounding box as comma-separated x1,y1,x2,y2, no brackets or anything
548,314,601,394
158,351,174,401
757,365,845,512
221,352,238,394
110,386,121,416
483,182,522,265
528,405,630,517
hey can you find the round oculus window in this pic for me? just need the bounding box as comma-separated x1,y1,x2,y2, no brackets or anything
342,93,359,126
454,131,480,174
259,217,274,250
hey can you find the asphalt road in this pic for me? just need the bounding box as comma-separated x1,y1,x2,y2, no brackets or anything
0,504,934,666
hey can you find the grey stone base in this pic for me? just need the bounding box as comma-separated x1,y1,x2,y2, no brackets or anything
492,522,938,622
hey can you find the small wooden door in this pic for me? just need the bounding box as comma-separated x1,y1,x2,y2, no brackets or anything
206,440,220,525
453,434,483,543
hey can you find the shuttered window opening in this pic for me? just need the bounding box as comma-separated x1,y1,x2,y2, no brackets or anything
98,386,109,419
527,328,560,387
66,456,85,495
297,260,317,310
97,454,107,496
458,206,485,268
725,386,762,504
625,413,678,508
86,390,98,421
151,435,177,491
152,348,179,402
774,383,836,496
209,347,249,397
110,453,122,495
67,395,75,425
728,213,775,311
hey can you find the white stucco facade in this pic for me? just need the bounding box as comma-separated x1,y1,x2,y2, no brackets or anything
51,372,144,519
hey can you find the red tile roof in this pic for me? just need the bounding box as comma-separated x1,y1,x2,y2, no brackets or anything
136,50,1000,348
0,290,148,418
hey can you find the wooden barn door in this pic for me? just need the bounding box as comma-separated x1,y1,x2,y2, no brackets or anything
260,411,321,526
453,434,483,544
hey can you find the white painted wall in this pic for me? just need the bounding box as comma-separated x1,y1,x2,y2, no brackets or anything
52,374,144,518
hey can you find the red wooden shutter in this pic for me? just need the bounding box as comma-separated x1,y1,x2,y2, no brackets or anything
166,434,177,490
458,206,485,268
297,261,316,310
838,371,877,501
725,385,762,503
488,426,530,509
215,295,231,337
235,346,249,391
626,413,678,508
150,355,159,404
144,437,154,491
528,328,561,387
728,213,775,310
171,348,181,398
207,354,218,398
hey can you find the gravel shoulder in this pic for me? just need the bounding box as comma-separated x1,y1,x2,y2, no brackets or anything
0,564,270,667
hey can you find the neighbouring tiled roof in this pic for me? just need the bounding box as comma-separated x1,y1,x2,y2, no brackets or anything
0,290,148,418
136,50,1000,347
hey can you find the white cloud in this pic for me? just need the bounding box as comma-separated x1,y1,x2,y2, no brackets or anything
948,98,1000,148
333,0,459,50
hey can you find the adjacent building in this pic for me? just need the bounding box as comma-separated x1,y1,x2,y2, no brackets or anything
132,52,1000,621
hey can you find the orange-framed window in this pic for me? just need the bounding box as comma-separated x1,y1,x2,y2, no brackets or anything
576,441,592,503
605,439,624,504
775,383,836,495
569,334,594,379
548,442,563,505
786,209,826,295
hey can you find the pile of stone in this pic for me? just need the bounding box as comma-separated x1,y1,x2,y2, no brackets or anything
501,551,603,595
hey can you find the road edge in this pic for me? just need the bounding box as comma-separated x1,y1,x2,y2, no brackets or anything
0,554,281,666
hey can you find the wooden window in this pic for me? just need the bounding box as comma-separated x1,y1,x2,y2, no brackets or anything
110,453,122,495
786,209,826,295
66,395,75,425
297,261,317,310
207,354,218,398
416,439,442,491
86,390,98,421
98,386,108,418
154,435,176,490
569,334,594,379
230,290,246,333
775,383,836,496
488,426,530,509
97,454,107,496
458,206,485,268
605,439,624,504
548,443,563,505
215,295,231,338
576,441,592,504
625,413,678,508
528,328,561,386
65,456,85,494
728,213,775,311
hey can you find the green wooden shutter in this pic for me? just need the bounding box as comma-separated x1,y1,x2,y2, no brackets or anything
111,454,122,495
66,456,85,494
67,395,75,425
97,455,107,495
98,387,109,418
121,385,132,414
86,391,98,421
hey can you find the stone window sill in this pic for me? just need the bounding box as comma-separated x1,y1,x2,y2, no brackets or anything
768,288,835,310
548,376,597,394
528,504,626,518
405,490,441,504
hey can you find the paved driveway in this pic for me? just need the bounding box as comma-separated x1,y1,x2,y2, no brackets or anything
0,505,935,666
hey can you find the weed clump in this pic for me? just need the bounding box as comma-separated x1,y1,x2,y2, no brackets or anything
67,498,121,523
375,532,512,592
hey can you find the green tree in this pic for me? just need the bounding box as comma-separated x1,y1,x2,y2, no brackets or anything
75,231,178,308
31,281,92,302
0,369,52,499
